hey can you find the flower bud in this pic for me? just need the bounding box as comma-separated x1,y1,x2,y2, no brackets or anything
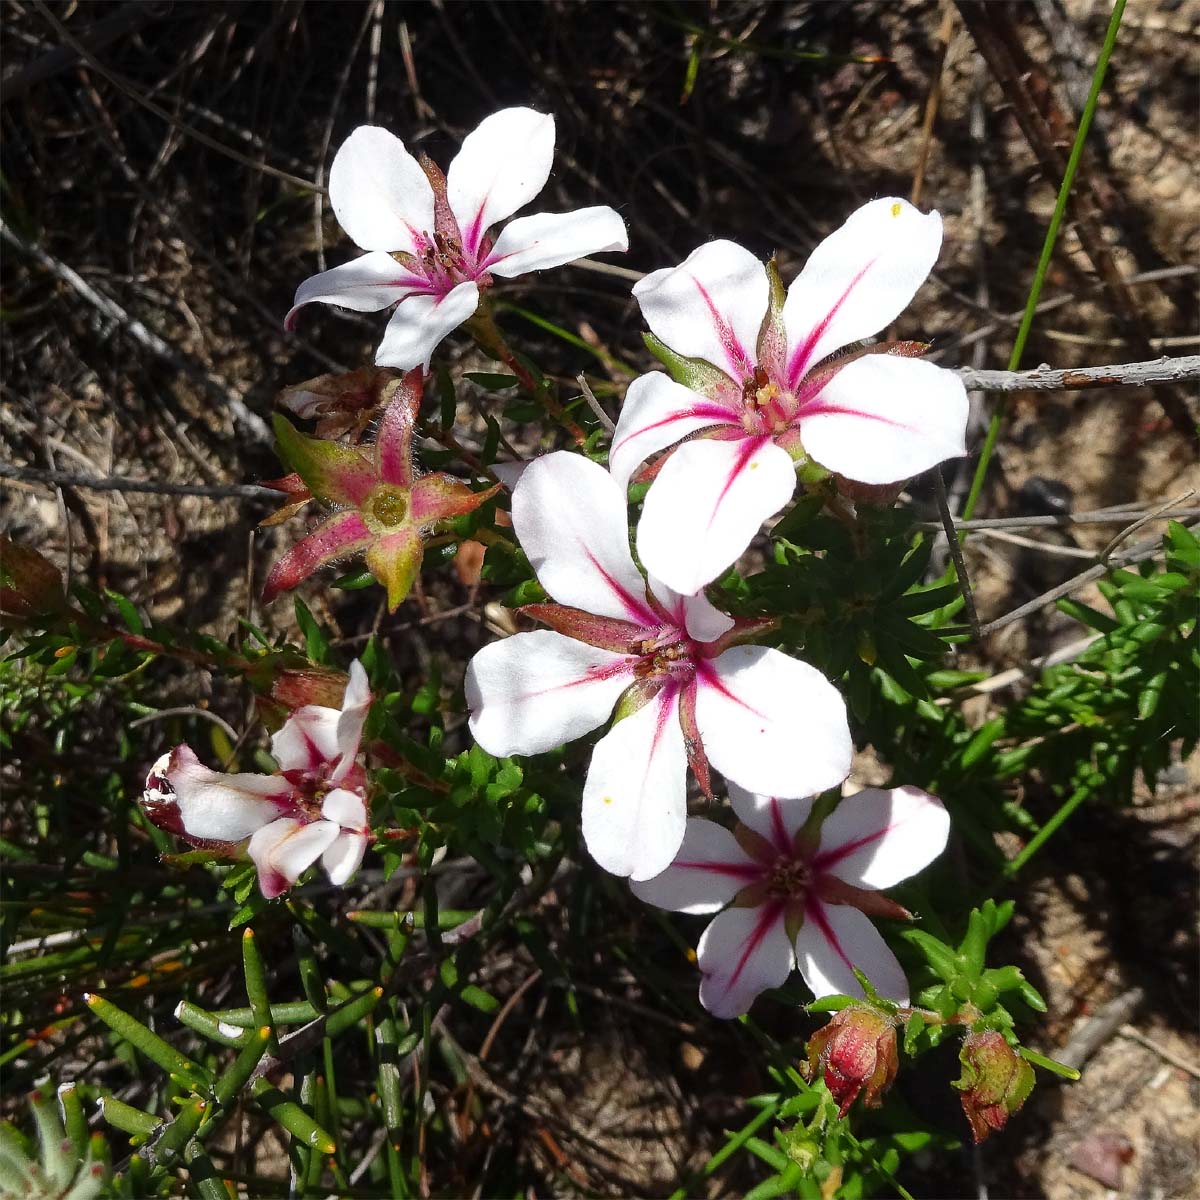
804,1005,898,1117
954,1030,1035,1144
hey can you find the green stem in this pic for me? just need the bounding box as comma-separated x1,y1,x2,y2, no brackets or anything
961,0,1126,522
1003,785,1091,877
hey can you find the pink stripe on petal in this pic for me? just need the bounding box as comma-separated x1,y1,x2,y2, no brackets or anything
785,262,874,388
694,659,769,721
723,901,785,992
692,276,754,379
768,797,791,856
519,656,636,701
798,401,909,430
609,405,737,458
807,899,855,972
673,860,762,881
584,547,657,625
707,436,766,529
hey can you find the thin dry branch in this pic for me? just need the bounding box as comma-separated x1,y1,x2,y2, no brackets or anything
0,463,276,501
914,505,1200,532
955,354,1200,393
0,219,271,444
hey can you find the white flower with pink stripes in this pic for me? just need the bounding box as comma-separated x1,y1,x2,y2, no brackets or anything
464,452,851,882
632,784,950,1017
611,198,969,595
288,108,628,370
141,662,373,898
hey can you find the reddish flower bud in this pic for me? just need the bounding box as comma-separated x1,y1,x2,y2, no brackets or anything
954,1030,1035,1144
804,1005,899,1117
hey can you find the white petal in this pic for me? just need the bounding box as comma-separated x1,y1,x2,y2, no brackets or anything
635,436,796,596
798,355,969,485
696,904,794,1018
696,646,851,799
815,786,949,889
249,818,340,898
630,818,761,914
329,126,435,253
633,240,768,382
794,901,909,1003
581,689,687,881
485,207,628,278
375,281,480,371
165,746,286,842
608,372,739,493
512,451,656,623
447,108,555,257
331,660,371,781
321,787,367,831
782,198,942,382
286,252,428,328
684,592,736,643
322,830,368,886
641,577,732,645
465,631,634,757
271,704,340,773
727,783,814,856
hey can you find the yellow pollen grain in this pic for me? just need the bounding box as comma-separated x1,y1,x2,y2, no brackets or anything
891,201,902,217
603,796,613,805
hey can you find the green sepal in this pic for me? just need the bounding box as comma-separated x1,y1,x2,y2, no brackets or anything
642,332,728,393
272,413,372,506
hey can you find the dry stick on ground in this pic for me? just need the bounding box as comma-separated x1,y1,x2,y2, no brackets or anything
0,464,277,501
978,518,1197,637
0,220,271,444
914,505,1200,532
955,354,1200,393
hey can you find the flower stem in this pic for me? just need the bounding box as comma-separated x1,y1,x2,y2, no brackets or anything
465,306,587,446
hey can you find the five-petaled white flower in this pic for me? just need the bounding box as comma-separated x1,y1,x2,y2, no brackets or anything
142,662,373,898
610,198,970,594
631,784,949,1017
464,452,851,882
287,108,628,370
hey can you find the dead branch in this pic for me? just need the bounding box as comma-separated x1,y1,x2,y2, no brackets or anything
955,354,1200,393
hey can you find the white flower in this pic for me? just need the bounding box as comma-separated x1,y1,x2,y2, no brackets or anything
287,108,628,370
141,662,373,897
463,452,851,882
632,784,950,1017
610,198,969,594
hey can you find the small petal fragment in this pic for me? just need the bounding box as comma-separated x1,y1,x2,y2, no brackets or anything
815,786,949,889
331,660,372,778
636,436,797,596
321,786,368,829
286,252,428,330
634,240,769,382
630,818,760,914
486,206,628,278
799,355,969,485
447,108,555,257
466,630,634,757
322,830,369,885
696,903,794,1018
608,372,737,494
696,645,851,799
782,198,942,382
794,901,910,1003
271,702,341,773
329,126,435,253
581,689,687,881
512,452,656,623
248,818,340,899
375,281,480,371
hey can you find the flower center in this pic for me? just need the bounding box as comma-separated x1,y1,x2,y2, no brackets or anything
367,485,409,529
633,628,696,680
741,366,797,436
765,854,811,900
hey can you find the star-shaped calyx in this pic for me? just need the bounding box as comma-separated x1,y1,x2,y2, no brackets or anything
263,370,498,610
